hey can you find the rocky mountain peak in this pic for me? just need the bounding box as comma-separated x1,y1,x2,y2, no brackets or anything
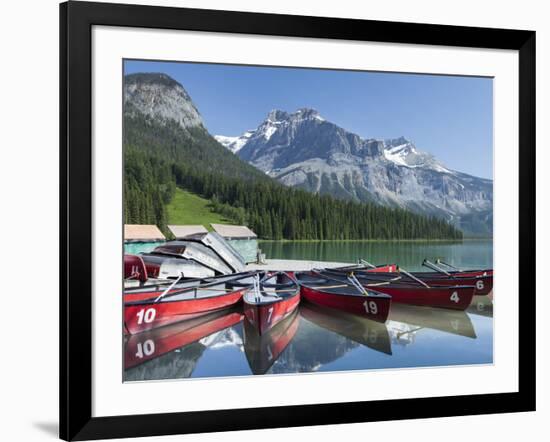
124,72,204,130
266,109,290,122
291,108,324,121
385,136,412,148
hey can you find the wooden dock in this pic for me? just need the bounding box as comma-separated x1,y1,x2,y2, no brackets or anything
246,259,352,271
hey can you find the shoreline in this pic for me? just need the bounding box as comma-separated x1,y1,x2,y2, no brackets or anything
257,238,492,243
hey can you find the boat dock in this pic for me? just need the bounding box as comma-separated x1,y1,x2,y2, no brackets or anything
246,259,352,271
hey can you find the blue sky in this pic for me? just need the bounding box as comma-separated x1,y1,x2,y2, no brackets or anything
125,60,493,179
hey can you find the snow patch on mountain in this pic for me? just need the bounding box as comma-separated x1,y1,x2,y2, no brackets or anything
215,130,254,153
384,144,413,166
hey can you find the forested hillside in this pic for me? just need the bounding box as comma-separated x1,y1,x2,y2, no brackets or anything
172,164,462,240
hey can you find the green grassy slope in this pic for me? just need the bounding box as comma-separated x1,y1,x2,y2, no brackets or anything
166,187,231,228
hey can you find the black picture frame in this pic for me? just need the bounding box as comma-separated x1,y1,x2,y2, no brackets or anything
60,1,536,440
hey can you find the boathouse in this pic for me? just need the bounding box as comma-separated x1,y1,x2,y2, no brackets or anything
124,224,166,255
167,224,208,239
211,224,258,263
124,224,165,242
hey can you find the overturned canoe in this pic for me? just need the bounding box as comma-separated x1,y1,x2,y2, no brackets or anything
182,231,246,272
148,240,234,275
139,253,216,280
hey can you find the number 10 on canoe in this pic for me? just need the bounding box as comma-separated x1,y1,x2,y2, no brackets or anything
136,308,157,324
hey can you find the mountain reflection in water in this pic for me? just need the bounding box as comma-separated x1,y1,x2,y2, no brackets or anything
124,297,493,381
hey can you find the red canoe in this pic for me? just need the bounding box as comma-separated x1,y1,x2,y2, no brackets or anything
344,269,493,295
243,272,300,335
125,307,244,369
317,270,475,310
365,264,398,273
124,271,261,303
124,272,258,334
295,272,391,322
334,262,493,295
124,254,148,282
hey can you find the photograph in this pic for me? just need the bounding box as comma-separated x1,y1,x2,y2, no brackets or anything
122,59,494,381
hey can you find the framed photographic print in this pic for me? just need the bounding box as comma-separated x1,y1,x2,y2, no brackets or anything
60,1,536,440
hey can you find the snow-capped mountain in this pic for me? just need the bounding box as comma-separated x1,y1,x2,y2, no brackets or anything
217,108,493,236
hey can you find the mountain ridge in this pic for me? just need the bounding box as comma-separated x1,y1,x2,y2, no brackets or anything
216,108,493,236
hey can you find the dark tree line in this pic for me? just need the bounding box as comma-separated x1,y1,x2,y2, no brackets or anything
172,163,463,240
124,148,174,229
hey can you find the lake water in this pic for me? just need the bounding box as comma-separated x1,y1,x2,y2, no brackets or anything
124,240,493,381
259,239,493,271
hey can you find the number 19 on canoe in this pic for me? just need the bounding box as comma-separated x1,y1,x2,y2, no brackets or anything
136,308,156,324
363,300,378,315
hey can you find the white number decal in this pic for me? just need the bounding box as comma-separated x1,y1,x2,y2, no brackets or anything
364,300,378,315
136,308,156,324
450,291,460,303
476,280,485,290
135,339,155,359
267,307,274,324
451,320,459,331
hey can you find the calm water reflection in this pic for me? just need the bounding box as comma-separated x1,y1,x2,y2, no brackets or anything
259,240,493,271
124,296,493,381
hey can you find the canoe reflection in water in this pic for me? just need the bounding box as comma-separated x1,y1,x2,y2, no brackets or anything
124,297,492,380
466,295,494,318
299,303,391,355
124,307,244,380
387,303,477,347
243,309,300,375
